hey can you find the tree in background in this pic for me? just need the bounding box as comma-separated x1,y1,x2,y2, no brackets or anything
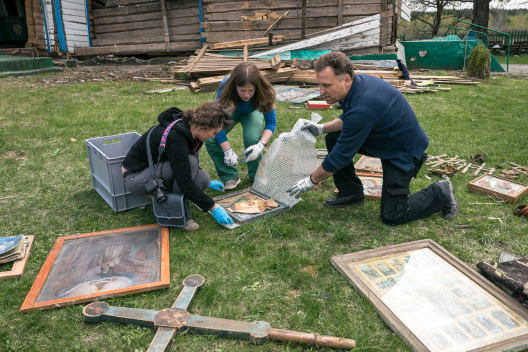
407,0,472,36
473,0,491,30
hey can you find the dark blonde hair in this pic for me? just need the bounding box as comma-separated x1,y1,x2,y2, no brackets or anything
183,102,235,130
217,62,275,114
314,51,355,81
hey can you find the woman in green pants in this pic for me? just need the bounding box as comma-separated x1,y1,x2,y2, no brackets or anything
205,62,277,190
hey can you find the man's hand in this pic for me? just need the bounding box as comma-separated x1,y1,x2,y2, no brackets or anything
241,142,265,163
223,148,239,166
301,121,325,136
286,176,316,198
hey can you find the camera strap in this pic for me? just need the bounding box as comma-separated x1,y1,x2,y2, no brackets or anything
145,118,184,180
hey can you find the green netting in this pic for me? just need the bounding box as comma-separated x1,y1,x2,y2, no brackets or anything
444,35,461,41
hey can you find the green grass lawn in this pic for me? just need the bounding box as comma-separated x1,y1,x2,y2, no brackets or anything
1,74,528,352
493,53,528,65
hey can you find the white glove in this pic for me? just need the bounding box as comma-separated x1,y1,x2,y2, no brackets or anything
223,148,239,166
241,142,265,163
301,121,325,136
286,176,316,198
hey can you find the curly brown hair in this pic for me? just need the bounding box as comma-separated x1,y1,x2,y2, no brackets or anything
314,51,355,81
217,62,275,114
183,102,235,130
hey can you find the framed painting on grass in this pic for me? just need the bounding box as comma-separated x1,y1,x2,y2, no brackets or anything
20,224,169,313
0,236,34,281
354,155,383,173
334,173,383,200
468,174,528,204
213,188,289,225
331,239,528,352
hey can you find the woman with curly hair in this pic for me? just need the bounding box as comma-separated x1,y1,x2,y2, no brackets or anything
205,62,276,190
122,102,236,231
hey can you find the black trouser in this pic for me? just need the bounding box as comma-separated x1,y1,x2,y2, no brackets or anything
325,131,445,226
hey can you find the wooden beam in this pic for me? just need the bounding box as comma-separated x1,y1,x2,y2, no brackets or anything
160,0,170,50
301,0,307,39
243,45,248,62
208,35,285,49
264,10,289,36
338,0,343,26
75,42,201,56
186,44,209,74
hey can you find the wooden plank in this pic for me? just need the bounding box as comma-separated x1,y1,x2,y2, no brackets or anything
93,33,200,46
301,0,307,39
202,17,339,32
160,0,170,50
96,19,164,34
186,44,209,73
204,0,381,12
202,28,321,43
208,35,285,49
0,236,34,281
60,1,85,11
61,8,85,17
62,13,87,24
264,10,288,36
252,15,380,57
95,11,198,26
105,0,158,8
75,41,201,55
65,33,89,41
204,5,381,21
165,0,199,11
96,24,200,39
338,0,343,26
93,3,161,18
63,21,88,31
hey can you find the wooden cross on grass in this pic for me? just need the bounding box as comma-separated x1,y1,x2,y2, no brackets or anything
83,275,356,351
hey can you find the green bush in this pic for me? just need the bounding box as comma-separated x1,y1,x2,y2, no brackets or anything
466,43,490,79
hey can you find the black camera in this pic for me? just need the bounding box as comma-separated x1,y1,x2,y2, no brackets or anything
144,178,168,203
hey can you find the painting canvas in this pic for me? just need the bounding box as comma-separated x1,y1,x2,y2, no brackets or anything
331,240,528,352
214,188,289,225
273,85,321,103
468,174,528,204
20,224,169,313
335,173,383,199
354,155,383,173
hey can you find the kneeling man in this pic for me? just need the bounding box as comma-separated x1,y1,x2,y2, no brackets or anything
287,51,458,225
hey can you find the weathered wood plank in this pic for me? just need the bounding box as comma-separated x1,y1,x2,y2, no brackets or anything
208,36,285,49
75,42,201,56
61,8,86,17
93,3,161,18
93,33,200,46
203,0,380,11
105,0,158,8
251,15,380,57
60,1,85,11
96,17,199,34
202,17,340,32
96,24,200,39
201,28,323,43
94,10,198,26
204,5,380,21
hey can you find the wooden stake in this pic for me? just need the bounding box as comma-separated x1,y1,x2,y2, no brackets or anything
301,0,307,39
461,163,472,174
511,162,528,171
243,45,248,62
264,10,289,36
473,163,486,176
160,0,170,51
185,44,209,74
338,0,343,26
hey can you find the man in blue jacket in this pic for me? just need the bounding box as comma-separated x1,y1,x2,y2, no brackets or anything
287,51,458,225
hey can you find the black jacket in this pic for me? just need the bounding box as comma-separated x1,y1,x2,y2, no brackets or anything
123,107,215,212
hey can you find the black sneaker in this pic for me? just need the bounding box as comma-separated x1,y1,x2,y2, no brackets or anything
324,194,365,208
437,179,459,220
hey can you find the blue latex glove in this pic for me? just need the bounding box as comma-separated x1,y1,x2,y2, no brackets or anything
209,180,225,192
211,205,234,224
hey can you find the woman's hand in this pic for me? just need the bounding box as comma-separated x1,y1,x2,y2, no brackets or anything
209,180,225,192
211,204,234,224
241,141,265,163
223,148,239,166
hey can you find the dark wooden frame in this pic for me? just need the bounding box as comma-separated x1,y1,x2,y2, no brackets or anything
20,224,170,313
354,155,383,173
213,187,289,225
468,174,528,205
0,235,34,281
331,239,528,352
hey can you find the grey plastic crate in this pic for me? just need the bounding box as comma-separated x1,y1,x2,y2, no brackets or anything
86,132,149,212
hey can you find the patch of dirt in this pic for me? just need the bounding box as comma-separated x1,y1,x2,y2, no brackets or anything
0,150,26,160
0,64,176,87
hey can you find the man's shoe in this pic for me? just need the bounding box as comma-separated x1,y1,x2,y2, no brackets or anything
438,179,459,220
224,178,241,190
183,219,200,232
324,194,365,208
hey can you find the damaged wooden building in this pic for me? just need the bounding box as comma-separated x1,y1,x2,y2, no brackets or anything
2,0,409,57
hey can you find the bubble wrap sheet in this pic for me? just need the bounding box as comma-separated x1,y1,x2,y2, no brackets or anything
251,117,320,208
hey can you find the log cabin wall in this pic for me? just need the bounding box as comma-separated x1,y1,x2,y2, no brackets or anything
201,0,395,55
